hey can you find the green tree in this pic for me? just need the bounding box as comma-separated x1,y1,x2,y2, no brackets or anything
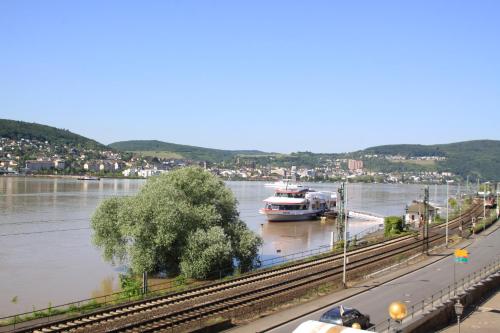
448,198,457,210
229,220,263,272
180,226,233,279
91,167,262,279
384,216,404,236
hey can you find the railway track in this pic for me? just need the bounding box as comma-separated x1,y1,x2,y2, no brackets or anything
12,202,484,333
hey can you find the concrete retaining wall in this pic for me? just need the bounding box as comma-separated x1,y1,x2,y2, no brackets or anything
403,274,500,333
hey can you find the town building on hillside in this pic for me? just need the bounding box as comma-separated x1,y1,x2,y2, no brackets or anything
54,159,65,169
84,161,100,172
270,168,287,177
348,159,363,171
26,159,55,171
99,161,115,172
114,161,126,171
122,168,138,177
0,158,11,168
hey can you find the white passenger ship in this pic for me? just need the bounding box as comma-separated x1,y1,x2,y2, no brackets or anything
260,182,336,222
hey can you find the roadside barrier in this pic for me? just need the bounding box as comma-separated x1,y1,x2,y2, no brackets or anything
369,256,500,332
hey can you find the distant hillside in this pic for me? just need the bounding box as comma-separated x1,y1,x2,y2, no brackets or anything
0,119,107,150
109,140,269,162
3,117,499,181
363,140,500,181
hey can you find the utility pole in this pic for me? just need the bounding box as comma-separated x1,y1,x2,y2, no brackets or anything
483,182,488,219
342,179,348,288
466,175,469,194
446,180,451,248
337,183,345,242
142,271,148,295
434,184,437,203
423,186,429,254
496,182,499,219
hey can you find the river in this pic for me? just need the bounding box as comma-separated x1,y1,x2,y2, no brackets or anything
0,177,458,316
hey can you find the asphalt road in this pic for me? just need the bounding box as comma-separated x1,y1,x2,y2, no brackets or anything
269,226,500,332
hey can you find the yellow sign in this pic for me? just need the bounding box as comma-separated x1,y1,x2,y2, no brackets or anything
454,249,468,258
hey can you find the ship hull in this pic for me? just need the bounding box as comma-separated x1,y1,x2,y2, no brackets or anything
261,210,323,222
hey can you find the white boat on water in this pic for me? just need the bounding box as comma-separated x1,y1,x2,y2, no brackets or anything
77,176,100,181
260,183,336,222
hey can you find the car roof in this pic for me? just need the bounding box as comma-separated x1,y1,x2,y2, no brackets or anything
323,306,355,317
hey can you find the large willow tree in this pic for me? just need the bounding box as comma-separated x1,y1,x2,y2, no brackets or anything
91,167,262,279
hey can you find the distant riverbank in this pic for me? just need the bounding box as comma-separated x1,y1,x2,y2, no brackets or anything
2,174,145,180
3,173,458,185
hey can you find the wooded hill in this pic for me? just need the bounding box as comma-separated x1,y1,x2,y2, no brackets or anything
109,140,269,162
2,118,499,181
0,119,107,150
361,140,500,181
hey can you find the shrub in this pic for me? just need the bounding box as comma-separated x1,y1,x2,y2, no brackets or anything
384,216,404,237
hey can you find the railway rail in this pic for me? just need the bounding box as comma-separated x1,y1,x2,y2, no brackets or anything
10,202,485,333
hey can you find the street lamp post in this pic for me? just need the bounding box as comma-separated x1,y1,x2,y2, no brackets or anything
454,300,464,333
388,301,408,333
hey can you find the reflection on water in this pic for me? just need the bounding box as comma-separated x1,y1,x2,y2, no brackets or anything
0,177,143,317
0,177,456,316
258,218,379,257
91,276,117,300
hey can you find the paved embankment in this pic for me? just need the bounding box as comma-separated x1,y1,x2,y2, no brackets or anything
439,290,500,333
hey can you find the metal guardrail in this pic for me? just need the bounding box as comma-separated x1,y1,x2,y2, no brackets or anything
368,256,500,332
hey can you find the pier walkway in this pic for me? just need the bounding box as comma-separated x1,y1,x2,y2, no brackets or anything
348,210,385,223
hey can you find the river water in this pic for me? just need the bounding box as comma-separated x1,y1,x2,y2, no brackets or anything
0,177,457,316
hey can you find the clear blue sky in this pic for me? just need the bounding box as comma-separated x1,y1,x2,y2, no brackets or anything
1,1,499,153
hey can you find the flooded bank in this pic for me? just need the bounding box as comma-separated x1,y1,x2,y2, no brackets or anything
0,177,455,316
